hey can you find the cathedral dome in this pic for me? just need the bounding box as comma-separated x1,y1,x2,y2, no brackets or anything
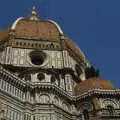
75,78,115,96
0,7,63,42
0,7,86,62
10,17,62,41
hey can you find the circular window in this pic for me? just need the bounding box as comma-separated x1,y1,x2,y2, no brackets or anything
29,51,46,66
37,73,45,81
31,57,43,65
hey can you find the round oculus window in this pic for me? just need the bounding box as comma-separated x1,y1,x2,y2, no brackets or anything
29,51,46,66
37,73,45,81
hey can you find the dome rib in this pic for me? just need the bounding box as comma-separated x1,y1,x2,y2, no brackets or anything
48,20,63,35
65,37,86,61
11,17,24,30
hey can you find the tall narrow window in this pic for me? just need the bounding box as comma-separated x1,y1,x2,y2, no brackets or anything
107,105,114,115
83,109,89,120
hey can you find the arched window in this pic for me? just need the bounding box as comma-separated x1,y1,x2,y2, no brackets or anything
83,109,89,120
106,105,114,115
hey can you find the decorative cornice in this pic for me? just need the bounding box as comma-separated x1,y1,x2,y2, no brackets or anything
5,66,81,83
0,65,120,102
0,65,25,88
96,109,120,117
7,38,61,50
76,88,120,101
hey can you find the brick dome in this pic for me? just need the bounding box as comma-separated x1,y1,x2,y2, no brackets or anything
0,7,86,62
12,19,62,41
75,78,115,96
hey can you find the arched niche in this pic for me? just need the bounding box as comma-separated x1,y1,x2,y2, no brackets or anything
77,102,93,114
101,99,119,109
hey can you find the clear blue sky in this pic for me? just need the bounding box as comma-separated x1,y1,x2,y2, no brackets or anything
0,0,120,88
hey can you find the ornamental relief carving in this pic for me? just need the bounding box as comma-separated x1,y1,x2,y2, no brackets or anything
39,94,50,104
100,99,119,109
62,101,71,112
9,40,60,50
77,102,93,113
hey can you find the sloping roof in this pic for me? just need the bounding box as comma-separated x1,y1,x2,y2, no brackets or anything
14,19,61,41
75,78,115,96
0,27,10,41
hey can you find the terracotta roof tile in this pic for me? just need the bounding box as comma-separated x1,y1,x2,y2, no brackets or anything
65,37,86,61
0,27,10,41
15,19,60,41
75,78,115,96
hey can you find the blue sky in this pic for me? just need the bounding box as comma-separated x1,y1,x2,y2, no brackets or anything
0,0,120,88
